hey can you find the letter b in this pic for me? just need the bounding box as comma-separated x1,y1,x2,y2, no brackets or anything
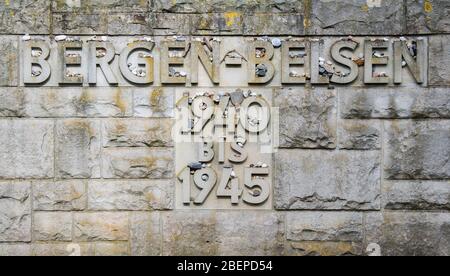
23,41,51,84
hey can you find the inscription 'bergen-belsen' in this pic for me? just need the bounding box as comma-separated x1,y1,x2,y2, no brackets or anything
22,38,426,85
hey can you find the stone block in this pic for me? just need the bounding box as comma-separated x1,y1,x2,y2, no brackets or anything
243,13,303,35
340,87,450,119
275,150,381,210
31,243,72,256
33,212,72,241
52,10,154,35
274,88,337,149
88,242,129,256
55,119,101,179
151,13,191,35
214,211,285,256
286,212,364,242
31,242,129,256
33,180,87,211
384,120,450,180
0,0,50,34
161,211,285,256
364,212,450,256
0,244,31,256
102,148,174,179
52,0,149,13
406,0,450,34
102,119,173,147
429,36,450,86
52,13,108,35
152,0,304,13
384,181,450,210
88,180,173,211
338,120,381,150
24,88,133,118
74,212,129,242
0,36,18,86
191,13,243,35
133,87,174,118
306,0,405,35
107,13,153,35
0,120,54,179
130,212,162,256
287,241,363,256
0,182,31,242
0,88,25,117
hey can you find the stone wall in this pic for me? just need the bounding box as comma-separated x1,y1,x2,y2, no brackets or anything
0,0,449,256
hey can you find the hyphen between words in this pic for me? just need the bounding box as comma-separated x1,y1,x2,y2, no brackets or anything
22,36,426,86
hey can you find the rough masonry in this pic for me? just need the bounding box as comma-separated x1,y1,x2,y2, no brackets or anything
0,0,449,256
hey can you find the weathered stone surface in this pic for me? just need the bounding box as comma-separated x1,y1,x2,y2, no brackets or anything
33,212,72,241
130,212,161,256
31,243,73,256
107,13,153,35
429,36,450,86
0,0,50,34
338,120,381,150
0,182,31,242
89,242,129,256
275,150,380,210
340,88,450,119
52,13,108,34
33,181,87,211
24,88,132,118
54,12,152,35
191,13,243,35
0,36,18,86
365,212,450,256
151,13,191,35
31,242,129,256
133,88,174,118
55,119,101,179
0,88,25,117
102,119,173,147
0,244,31,256
0,120,54,179
74,213,129,242
384,120,450,180
243,13,303,35
2,1,450,257
52,0,149,12
306,0,405,35
102,148,174,179
214,211,285,256
152,0,303,13
384,181,450,210
274,88,337,149
286,212,364,242
88,180,173,211
161,211,285,256
287,241,362,256
406,0,450,34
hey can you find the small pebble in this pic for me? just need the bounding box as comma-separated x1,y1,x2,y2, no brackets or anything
230,171,236,178
253,190,261,197
271,38,282,48
188,162,203,170
22,34,31,41
55,35,67,42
